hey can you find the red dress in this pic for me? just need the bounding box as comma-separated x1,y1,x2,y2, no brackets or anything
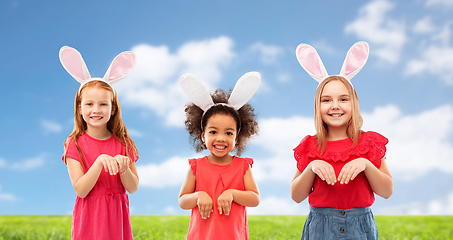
62,133,138,240
293,131,388,209
187,156,253,240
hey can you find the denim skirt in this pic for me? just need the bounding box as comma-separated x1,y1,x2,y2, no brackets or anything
301,206,379,240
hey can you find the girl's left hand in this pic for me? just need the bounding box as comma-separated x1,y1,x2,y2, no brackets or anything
114,155,131,175
338,158,369,184
217,190,233,215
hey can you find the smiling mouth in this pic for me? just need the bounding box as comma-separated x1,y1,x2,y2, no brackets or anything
90,116,103,120
328,113,344,117
214,145,227,150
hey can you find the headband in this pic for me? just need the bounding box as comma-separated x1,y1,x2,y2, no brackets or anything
295,41,369,88
179,72,261,131
59,46,136,95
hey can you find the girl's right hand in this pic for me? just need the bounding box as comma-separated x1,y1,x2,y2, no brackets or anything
310,160,336,185
96,154,119,175
197,191,213,219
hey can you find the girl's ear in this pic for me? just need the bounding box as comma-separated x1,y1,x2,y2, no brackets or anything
201,131,206,144
111,104,116,115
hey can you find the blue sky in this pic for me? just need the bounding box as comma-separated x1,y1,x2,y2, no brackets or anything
0,0,452,215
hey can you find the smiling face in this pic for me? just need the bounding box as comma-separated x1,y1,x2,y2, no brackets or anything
319,80,352,135
79,86,115,135
201,113,237,164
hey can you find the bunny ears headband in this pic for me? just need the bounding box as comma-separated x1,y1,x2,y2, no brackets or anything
59,46,136,95
179,72,261,130
295,41,369,88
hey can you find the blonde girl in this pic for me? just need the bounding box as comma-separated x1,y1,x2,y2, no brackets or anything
291,42,393,239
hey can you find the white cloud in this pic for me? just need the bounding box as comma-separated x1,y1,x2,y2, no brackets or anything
127,128,144,138
247,196,309,215
0,185,17,202
413,17,436,34
404,44,453,84
345,0,406,63
250,116,315,182
40,119,63,134
9,157,45,171
380,192,453,215
425,0,453,7
137,156,195,188
362,104,453,180
0,158,5,168
249,42,285,65
115,36,236,127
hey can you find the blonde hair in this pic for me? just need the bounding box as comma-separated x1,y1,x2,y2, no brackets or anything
314,76,363,154
63,81,138,170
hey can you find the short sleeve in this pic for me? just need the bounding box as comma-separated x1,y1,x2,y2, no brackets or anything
293,135,316,172
62,137,81,164
189,158,198,175
365,131,388,168
126,140,139,162
242,158,253,175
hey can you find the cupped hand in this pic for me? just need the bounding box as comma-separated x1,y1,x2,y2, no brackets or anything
338,158,368,184
114,155,131,175
217,190,233,215
310,160,336,185
96,154,118,175
197,191,213,219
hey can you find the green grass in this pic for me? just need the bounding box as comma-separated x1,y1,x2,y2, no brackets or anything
0,215,452,239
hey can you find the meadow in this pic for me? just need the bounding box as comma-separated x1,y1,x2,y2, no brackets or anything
0,215,452,239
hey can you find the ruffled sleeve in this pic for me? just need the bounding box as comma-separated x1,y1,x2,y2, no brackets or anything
189,158,198,175
364,131,388,168
242,157,253,175
293,135,317,172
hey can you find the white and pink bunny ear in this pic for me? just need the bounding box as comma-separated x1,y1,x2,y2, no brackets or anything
179,73,215,111
296,44,329,83
295,41,370,86
339,41,369,81
59,46,136,91
59,46,91,84
103,51,136,85
228,72,261,110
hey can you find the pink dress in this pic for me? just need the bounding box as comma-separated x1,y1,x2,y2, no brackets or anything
63,133,138,240
187,156,253,240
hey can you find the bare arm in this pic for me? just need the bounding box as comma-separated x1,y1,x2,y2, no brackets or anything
217,167,260,215
66,156,104,198
337,157,393,199
119,160,139,194
178,168,213,219
290,160,336,203
364,158,393,199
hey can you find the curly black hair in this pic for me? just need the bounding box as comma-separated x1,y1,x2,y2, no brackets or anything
184,89,258,156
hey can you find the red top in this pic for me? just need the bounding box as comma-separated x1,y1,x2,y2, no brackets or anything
62,133,138,240
187,156,253,240
293,131,388,209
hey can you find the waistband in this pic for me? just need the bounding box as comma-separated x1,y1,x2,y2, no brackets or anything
309,206,372,217
87,188,126,196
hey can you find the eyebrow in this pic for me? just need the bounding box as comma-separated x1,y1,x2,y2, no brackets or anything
206,126,236,131
321,94,350,98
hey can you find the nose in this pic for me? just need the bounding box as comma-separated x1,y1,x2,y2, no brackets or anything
331,100,340,109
